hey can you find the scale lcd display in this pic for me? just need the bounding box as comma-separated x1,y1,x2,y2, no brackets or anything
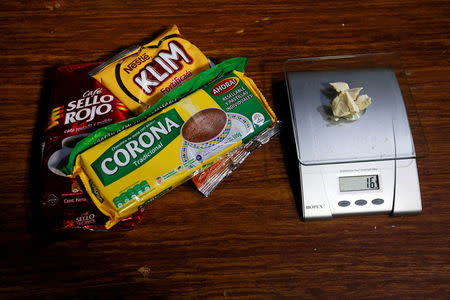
339,175,379,192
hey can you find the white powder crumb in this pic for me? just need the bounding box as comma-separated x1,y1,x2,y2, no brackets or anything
236,29,244,34
138,265,151,277
342,23,345,27
374,226,377,230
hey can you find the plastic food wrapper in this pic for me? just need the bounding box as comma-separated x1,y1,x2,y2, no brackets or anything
39,62,143,232
63,57,277,229
89,25,210,114
192,121,282,196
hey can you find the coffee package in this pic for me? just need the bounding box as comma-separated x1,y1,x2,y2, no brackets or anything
39,63,143,232
89,25,210,114
63,58,277,229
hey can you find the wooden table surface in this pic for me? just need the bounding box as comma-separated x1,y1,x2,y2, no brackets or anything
0,1,449,299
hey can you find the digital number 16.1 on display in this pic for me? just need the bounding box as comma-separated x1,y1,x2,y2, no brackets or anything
339,175,380,192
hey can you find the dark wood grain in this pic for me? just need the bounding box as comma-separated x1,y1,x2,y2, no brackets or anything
0,0,449,299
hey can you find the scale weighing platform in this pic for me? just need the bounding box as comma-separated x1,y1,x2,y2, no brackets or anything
285,54,423,220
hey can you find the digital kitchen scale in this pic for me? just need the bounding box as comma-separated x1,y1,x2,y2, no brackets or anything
284,54,424,220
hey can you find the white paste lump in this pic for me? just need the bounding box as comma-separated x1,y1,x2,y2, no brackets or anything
329,82,371,120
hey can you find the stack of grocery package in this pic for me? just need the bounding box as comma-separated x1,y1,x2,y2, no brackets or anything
39,25,279,232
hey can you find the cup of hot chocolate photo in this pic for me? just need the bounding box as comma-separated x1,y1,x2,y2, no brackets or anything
48,133,90,176
181,108,231,149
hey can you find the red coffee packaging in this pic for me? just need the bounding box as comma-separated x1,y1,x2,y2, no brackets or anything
38,62,143,232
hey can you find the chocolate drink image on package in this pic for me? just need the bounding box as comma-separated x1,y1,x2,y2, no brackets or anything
181,108,227,144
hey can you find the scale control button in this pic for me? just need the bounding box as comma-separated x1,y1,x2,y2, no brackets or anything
372,198,384,205
338,200,351,207
355,199,367,206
